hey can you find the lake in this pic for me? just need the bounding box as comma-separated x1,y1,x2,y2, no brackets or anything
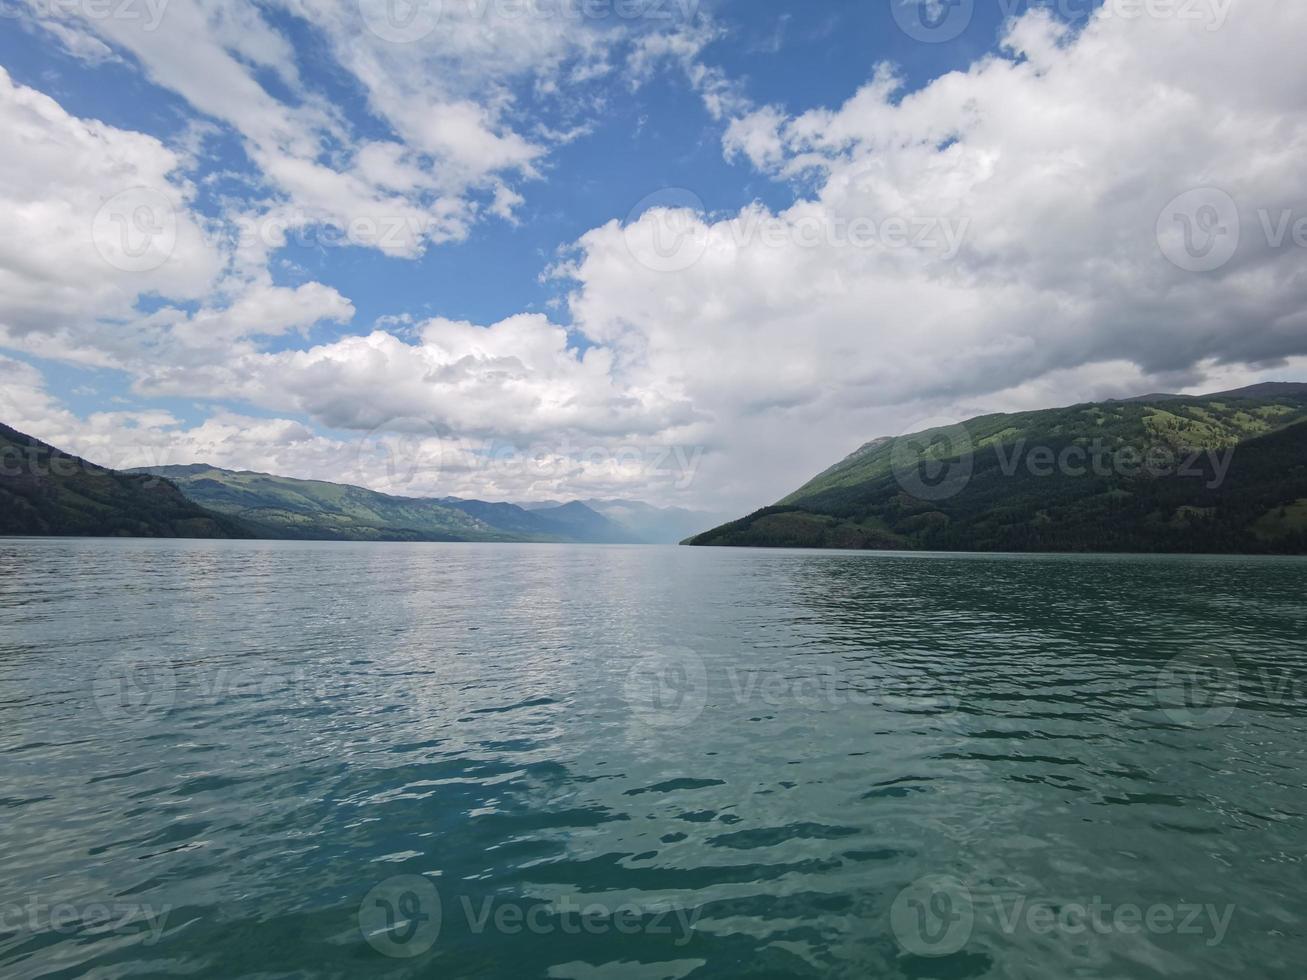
1,539,1305,978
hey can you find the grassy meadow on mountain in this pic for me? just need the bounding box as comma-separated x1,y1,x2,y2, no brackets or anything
688,384,1307,553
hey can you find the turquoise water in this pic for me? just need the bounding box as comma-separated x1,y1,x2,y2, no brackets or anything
1,539,1305,978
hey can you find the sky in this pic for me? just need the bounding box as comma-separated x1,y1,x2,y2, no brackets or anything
1,0,1305,512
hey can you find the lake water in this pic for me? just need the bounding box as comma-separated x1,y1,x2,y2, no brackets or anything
1,539,1305,978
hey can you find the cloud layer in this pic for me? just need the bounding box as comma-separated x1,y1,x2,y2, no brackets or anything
4,1,1307,509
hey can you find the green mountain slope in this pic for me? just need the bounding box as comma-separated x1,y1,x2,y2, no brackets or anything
0,425,252,539
134,465,638,544
687,385,1307,554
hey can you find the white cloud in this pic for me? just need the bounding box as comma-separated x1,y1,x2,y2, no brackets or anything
722,105,786,171
170,283,356,349
0,65,358,378
628,19,749,119
0,355,80,436
12,0,500,252
131,313,700,441
0,65,223,361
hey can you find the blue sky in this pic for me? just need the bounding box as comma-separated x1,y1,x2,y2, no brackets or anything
1,0,1020,330
1,0,1303,508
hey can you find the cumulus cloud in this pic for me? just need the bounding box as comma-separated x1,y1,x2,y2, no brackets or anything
169,283,356,350
0,66,222,355
0,65,359,380
131,313,700,441
0,356,81,436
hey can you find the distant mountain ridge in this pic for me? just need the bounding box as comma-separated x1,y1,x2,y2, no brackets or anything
518,498,732,544
688,383,1307,554
133,465,641,544
1114,382,1307,404
1,426,719,544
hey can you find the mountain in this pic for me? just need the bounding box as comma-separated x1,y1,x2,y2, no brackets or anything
439,497,639,544
580,499,733,544
0,424,252,539
1116,382,1307,403
536,500,646,544
134,464,497,541
133,465,639,544
687,384,1307,554
516,498,730,543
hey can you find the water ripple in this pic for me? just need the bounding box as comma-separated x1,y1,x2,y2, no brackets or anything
1,540,1305,978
